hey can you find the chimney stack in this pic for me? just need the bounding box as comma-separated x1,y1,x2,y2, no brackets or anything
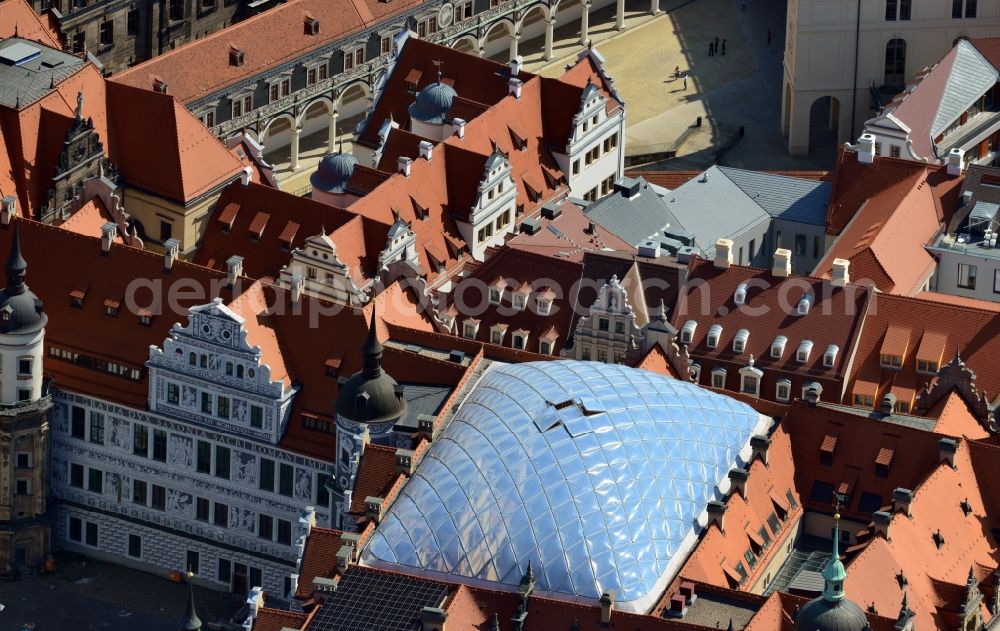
947,148,965,177
714,238,733,269
365,496,385,524
290,272,305,303
804,382,822,406
418,140,433,162
881,393,897,415
419,607,447,631
831,258,850,287
163,238,180,271
101,222,117,253
240,166,252,186
246,586,265,620
892,488,913,516
872,510,891,540
706,500,727,532
510,55,523,77
750,435,771,466
1,196,16,225
772,248,792,278
508,77,523,99
728,468,749,499
398,156,412,177
395,448,416,475
938,437,957,468
226,255,244,286
856,133,877,164
600,591,615,624
451,118,466,139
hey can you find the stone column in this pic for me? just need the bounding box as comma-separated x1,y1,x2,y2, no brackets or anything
328,111,341,153
290,126,302,171
616,0,624,30
580,1,591,46
544,18,554,60
510,32,520,60
650,0,660,14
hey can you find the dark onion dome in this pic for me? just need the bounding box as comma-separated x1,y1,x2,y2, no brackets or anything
335,309,406,424
794,512,870,631
0,224,46,335
310,148,358,194
408,73,457,124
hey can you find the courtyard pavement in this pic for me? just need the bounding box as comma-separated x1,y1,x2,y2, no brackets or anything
0,552,242,631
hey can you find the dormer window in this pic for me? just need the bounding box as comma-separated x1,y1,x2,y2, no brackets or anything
797,294,813,316
539,340,553,355
304,16,319,35
771,335,787,359
734,283,748,305
733,329,749,354
490,325,507,345
512,293,526,311
229,47,245,67
489,287,502,305
797,340,814,363
512,331,527,350
823,344,839,368
537,297,552,315
707,324,723,349
775,379,791,402
711,367,727,389
680,320,697,344
462,320,479,340
880,353,902,368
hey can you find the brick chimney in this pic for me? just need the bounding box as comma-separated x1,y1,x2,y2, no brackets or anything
101,222,117,254
240,166,252,186
163,238,180,271
398,156,412,177
510,55,523,77
714,238,733,269
872,510,891,540
451,118,466,139
728,468,749,500
1,196,16,225
600,591,615,624
290,272,305,303
706,500,727,531
750,435,771,465
226,255,244,286
947,148,965,177
856,133,877,164
892,488,913,516
419,140,433,161
396,448,416,475
772,248,791,278
419,607,447,631
508,77,523,99
939,438,957,468
831,258,850,287
365,496,385,523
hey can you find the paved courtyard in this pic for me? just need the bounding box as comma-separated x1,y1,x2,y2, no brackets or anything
0,552,242,631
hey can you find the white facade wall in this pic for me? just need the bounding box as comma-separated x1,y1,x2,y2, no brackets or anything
553,84,625,200
50,390,334,597
0,327,44,404
929,246,1000,302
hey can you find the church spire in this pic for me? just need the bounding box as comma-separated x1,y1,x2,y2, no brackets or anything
6,224,27,296
178,573,202,631
822,500,848,603
361,307,383,379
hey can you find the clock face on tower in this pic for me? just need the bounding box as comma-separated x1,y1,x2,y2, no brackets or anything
438,2,454,27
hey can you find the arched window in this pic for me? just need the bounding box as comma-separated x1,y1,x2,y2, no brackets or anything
884,39,907,88
237,365,244,379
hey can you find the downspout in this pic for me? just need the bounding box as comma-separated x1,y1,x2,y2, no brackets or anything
850,0,861,137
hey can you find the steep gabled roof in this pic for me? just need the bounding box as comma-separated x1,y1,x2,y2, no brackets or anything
0,0,61,47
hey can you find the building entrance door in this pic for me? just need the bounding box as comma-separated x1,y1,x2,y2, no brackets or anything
233,562,248,595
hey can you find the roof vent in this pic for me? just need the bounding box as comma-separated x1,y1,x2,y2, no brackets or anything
880,392,897,415
541,202,562,219
304,16,320,35
0,42,42,66
448,350,465,363
938,437,957,468
229,47,245,67
520,217,541,235
638,240,660,258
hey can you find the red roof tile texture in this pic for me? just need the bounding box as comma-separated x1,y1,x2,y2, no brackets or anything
348,444,402,514
112,0,422,104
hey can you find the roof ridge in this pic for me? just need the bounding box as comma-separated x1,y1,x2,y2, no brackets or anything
873,290,1000,317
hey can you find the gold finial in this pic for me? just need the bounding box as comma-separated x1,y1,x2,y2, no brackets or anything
834,512,840,520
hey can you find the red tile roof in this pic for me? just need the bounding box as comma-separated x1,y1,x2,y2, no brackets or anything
506,200,634,262
252,608,308,631
672,258,872,404
293,527,344,599
0,0,61,47
348,444,402,515
112,0,422,104
628,170,830,190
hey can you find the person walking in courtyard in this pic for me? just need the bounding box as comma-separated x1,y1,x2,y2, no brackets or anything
714,35,720,50
683,75,688,90
674,65,680,79
709,41,714,56
721,39,726,55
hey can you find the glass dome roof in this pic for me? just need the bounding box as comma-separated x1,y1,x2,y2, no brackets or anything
361,360,767,613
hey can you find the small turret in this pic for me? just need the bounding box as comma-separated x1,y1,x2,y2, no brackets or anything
178,573,202,631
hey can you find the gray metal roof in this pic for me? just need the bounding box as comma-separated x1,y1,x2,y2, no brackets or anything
716,167,830,225
583,177,680,246
398,383,452,427
932,39,999,137
0,38,85,110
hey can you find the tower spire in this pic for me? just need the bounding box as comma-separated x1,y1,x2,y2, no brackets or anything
822,495,848,603
178,572,202,631
6,223,27,296
361,306,383,379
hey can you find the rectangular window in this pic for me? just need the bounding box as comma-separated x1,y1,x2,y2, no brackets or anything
187,550,200,575
794,234,806,256
380,34,392,56
885,0,896,20
168,0,183,20
151,484,166,511
15,453,30,469
899,0,910,19
70,463,84,488
214,502,228,527
278,463,294,497
201,392,212,414
85,521,98,547
71,406,86,439
196,440,211,474
71,32,85,54
890,145,901,158
214,446,230,480
967,0,977,17
16,479,29,495
127,9,137,35
958,263,977,289
88,468,103,494
69,516,82,542
99,20,113,46
128,534,142,558
742,375,758,394
133,479,147,506
167,383,179,405
317,473,331,507
217,396,230,419
953,0,963,17
218,559,231,584
89,412,104,444
196,497,209,521
258,514,273,540
259,458,275,492
152,429,167,462
250,405,263,428
277,519,292,545
133,425,148,457
993,269,1000,294
250,568,262,590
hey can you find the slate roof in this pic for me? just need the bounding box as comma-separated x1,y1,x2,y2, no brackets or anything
716,166,831,224
931,40,998,138
583,177,680,247
0,38,85,109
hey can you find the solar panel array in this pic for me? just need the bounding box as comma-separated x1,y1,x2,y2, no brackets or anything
306,567,448,631
362,360,764,612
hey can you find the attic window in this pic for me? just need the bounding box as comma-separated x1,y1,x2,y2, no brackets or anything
797,294,813,315
103,295,121,317
278,221,300,250
706,324,722,349
820,434,838,465
875,446,894,477
680,320,697,344
138,309,153,327
153,79,169,94
229,47,245,67
508,126,527,151
70,282,89,308
734,283,748,305
217,202,239,233
823,344,839,368
732,329,749,354
249,211,270,240
932,529,945,549
304,16,320,35
796,340,813,363
771,335,787,358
